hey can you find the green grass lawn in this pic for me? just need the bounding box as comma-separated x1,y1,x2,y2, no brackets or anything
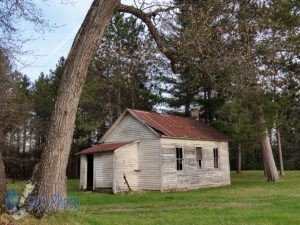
6,171,300,225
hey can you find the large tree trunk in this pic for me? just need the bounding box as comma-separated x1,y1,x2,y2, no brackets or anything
31,0,120,215
237,143,242,174
0,151,6,213
261,131,279,182
277,128,284,176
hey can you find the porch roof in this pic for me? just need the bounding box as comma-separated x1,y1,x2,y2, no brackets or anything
78,141,133,155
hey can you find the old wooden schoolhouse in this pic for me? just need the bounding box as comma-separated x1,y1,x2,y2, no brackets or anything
78,109,230,193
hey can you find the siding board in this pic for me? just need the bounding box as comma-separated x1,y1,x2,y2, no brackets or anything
80,156,87,190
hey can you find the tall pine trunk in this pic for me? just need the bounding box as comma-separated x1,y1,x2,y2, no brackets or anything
31,0,120,215
261,131,279,182
117,85,121,116
22,121,27,154
0,151,6,213
237,143,242,174
277,128,284,176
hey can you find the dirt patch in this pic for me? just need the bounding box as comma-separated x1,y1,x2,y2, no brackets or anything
99,202,251,213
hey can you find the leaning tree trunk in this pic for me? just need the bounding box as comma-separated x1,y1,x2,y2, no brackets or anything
261,130,279,182
277,128,284,176
30,0,120,215
237,143,242,174
0,151,6,213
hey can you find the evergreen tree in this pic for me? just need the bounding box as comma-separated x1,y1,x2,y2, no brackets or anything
32,57,65,148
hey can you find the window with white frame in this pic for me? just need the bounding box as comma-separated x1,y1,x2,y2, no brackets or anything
176,147,184,171
196,147,203,169
213,148,219,168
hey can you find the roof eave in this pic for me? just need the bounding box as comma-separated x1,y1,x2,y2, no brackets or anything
75,141,138,156
160,135,229,142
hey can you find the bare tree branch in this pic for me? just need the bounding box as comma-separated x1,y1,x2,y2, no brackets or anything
117,4,178,65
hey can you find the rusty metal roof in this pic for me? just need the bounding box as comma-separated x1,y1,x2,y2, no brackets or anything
78,142,133,155
128,109,229,141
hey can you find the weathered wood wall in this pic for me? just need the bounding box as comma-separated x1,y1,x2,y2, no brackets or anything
80,155,87,190
114,142,139,193
94,152,113,188
161,138,230,191
104,114,161,190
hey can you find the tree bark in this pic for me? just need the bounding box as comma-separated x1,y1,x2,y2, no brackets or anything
108,90,114,126
30,0,120,215
0,151,6,213
207,89,213,122
17,129,20,152
22,121,27,154
277,128,284,176
117,85,121,116
261,131,279,182
237,143,242,174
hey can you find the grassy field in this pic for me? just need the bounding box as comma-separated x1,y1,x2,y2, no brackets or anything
4,171,300,225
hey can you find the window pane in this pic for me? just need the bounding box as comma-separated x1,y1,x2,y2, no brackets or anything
177,159,183,170
214,159,219,168
213,148,219,168
176,148,183,170
176,148,182,159
214,148,219,158
196,147,202,160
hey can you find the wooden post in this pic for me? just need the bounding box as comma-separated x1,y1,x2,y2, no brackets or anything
123,173,132,192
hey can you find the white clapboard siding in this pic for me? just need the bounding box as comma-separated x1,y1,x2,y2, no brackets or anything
114,142,139,193
94,152,113,188
104,114,161,190
160,138,230,191
80,156,87,190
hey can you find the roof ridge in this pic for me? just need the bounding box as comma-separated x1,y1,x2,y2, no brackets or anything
127,108,199,120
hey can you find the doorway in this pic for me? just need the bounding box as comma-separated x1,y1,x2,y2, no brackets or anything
87,154,94,190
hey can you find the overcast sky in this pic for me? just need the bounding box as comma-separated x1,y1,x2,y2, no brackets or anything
18,0,134,80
